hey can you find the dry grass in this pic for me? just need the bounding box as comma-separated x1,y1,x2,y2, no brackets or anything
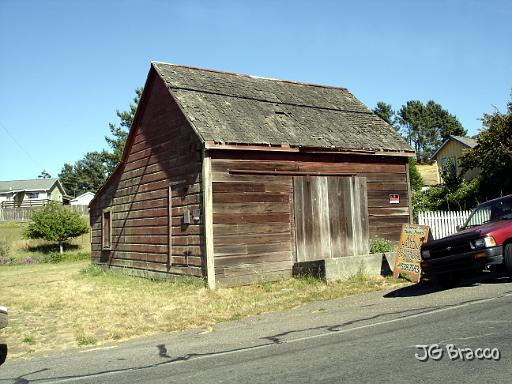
0,260,408,359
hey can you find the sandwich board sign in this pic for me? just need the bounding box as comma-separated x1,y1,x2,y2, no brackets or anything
393,224,431,283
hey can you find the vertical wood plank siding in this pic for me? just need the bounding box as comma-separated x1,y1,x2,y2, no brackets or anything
210,151,410,285
90,74,204,277
294,176,369,262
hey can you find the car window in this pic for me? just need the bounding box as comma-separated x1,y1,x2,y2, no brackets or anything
464,196,512,227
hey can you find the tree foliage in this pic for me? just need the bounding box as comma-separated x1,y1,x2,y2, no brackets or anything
103,87,143,174
408,158,423,192
373,102,398,131
59,152,110,197
58,88,142,194
38,170,51,179
374,100,465,163
460,96,512,199
24,203,89,253
398,100,466,162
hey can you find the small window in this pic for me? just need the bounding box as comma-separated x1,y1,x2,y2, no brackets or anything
26,192,39,199
102,209,112,249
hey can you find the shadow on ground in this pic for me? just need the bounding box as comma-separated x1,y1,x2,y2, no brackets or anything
26,243,79,254
384,270,511,298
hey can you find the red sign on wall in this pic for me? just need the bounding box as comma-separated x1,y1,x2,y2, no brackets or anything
389,194,400,204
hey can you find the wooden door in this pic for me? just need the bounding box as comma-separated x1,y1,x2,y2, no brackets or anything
293,176,369,262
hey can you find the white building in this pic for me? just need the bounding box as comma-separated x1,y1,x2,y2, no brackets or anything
0,178,67,208
70,192,95,206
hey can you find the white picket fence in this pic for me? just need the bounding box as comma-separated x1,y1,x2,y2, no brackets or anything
417,210,472,240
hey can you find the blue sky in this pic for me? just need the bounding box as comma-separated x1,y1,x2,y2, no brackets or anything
0,0,510,181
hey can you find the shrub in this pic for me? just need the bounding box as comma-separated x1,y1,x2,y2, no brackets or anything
370,238,395,254
0,240,10,258
24,203,89,254
43,252,64,264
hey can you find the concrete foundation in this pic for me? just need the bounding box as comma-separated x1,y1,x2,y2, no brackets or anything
292,253,396,282
323,252,396,282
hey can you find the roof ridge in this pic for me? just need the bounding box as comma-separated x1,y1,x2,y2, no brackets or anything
151,61,349,91
0,178,57,182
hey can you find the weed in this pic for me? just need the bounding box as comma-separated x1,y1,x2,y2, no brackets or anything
370,238,395,254
75,332,97,346
347,271,368,284
80,264,105,277
0,240,10,258
22,335,35,344
296,274,323,286
171,275,204,288
44,252,64,263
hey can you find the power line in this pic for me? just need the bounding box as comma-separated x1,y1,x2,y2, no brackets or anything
0,119,40,167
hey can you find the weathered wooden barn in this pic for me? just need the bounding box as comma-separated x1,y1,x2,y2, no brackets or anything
90,62,415,288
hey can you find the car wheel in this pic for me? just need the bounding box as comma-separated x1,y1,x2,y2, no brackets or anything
0,344,7,366
437,273,460,289
503,243,512,275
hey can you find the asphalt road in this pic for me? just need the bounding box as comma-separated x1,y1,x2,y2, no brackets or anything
2,272,512,383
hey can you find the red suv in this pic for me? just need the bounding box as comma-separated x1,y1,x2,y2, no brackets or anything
420,194,512,287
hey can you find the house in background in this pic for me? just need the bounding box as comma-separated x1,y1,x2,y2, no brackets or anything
70,191,95,206
431,135,480,181
0,178,68,208
90,62,414,288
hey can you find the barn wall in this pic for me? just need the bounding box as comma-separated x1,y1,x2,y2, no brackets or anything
90,74,204,277
210,150,410,285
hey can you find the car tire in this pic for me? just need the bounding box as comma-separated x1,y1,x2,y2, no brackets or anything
503,243,512,275
0,344,7,366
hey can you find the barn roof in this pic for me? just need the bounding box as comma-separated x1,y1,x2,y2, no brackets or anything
152,62,413,154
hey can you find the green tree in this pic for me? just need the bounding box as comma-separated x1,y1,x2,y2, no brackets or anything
460,95,512,198
103,87,143,174
38,170,51,179
24,203,89,254
398,100,466,162
373,102,398,131
59,152,109,196
58,87,142,194
408,158,423,192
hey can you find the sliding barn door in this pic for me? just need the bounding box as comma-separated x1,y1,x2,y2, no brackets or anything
293,176,369,262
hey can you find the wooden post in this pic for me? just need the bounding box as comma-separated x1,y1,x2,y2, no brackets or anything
167,185,172,273
405,159,414,224
202,151,216,290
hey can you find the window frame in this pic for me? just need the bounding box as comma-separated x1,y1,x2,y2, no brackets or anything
26,192,39,199
102,208,112,250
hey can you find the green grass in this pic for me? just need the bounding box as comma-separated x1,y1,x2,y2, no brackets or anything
0,221,90,265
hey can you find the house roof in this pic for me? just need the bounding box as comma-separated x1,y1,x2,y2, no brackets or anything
70,191,95,202
152,62,414,154
431,135,477,159
451,135,477,148
0,178,61,194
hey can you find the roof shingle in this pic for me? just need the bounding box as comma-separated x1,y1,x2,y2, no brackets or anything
152,62,414,153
